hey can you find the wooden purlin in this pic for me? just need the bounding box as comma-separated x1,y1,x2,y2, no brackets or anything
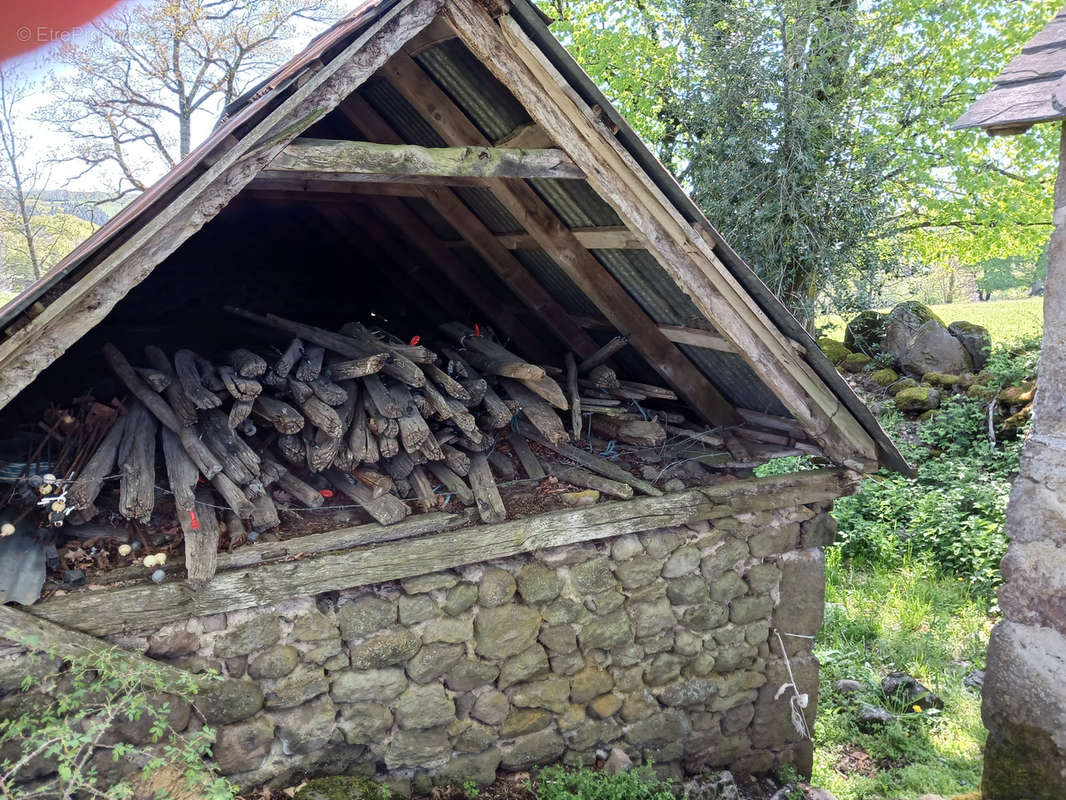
379,48,741,429
338,93,601,359
0,0,446,414
441,0,877,465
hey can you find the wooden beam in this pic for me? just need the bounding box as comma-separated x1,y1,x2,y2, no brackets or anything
271,138,585,180
658,325,740,353
257,169,502,188
338,93,600,359
493,226,644,250
0,0,444,413
495,122,555,149
379,49,740,429
248,176,428,196
24,468,856,636
443,2,877,466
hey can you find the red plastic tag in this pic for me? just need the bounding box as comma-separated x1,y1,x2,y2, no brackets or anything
473,323,481,337
409,335,421,346
189,509,200,530
319,489,334,498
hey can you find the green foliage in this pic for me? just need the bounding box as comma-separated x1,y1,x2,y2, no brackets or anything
813,556,991,798
533,764,675,800
832,339,1037,601
0,643,234,800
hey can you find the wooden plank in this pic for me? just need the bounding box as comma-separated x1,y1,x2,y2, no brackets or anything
24,468,855,636
426,462,476,505
339,92,599,359
544,462,634,499
564,352,581,440
495,122,555,149
658,325,739,353
507,431,545,479
467,452,506,523
502,378,569,444
381,48,740,429
0,0,444,413
494,226,644,250
445,4,876,465
183,489,221,586
271,138,585,179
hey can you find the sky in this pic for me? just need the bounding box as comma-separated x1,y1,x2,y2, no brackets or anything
3,0,361,194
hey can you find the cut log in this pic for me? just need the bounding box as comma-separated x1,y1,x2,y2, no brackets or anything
309,375,348,406
225,510,248,546
275,469,326,509
501,378,569,445
287,377,314,404
385,450,416,481
173,349,223,409
418,430,445,462
363,375,403,418
192,353,226,393
340,322,437,364
377,433,400,459
564,352,582,440
420,379,454,420
105,343,183,432
275,338,305,378
519,374,569,410
295,346,325,382
588,364,619,389
439,347,510,425
507,431,545,480
328,353,388,380
345,394,370,465
326,469,409,525
409,466,440,513
218,366,262,401
252,395,305,434
299,396,344,438
518,421,662,497
439,322,544,380
307,429,343,473
353,467,394,498
66,414,128,512
590,416,667,447
136,367,171,392
228,399,254,429
544,462,633,499
422,363,471,402
250,493,281,532
277,433,305,465
426,462,475,505
210,471,256,519
161,426,198,514
199,413,258,486
619,380,677,400
467,452,506,523
117,403,157,523
181,490,221,586
227,348,268,378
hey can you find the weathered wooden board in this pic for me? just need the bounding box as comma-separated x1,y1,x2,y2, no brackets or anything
25,469,855,636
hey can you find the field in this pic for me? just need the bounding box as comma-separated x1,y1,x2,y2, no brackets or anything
819,297,1043,343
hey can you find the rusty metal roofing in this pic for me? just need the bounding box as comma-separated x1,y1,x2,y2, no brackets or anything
954,5,1066,132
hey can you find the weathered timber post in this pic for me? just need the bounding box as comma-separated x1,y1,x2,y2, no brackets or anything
980,122,1066,797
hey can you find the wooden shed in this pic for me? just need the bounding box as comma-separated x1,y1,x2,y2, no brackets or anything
0,0,902,788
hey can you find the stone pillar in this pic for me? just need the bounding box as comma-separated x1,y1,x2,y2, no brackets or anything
981,122,1066,798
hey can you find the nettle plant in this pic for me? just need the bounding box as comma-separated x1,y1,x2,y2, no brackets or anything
0,638,234,800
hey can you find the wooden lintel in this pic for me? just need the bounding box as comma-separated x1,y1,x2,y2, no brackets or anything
493,226,644,250
271,138,585,180
24,468,855,637
257,169,503,188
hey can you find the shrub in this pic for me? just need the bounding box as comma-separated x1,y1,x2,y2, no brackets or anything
533,764,675,800
0,642,234,800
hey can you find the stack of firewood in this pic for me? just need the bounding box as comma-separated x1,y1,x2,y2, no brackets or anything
59,309,687,556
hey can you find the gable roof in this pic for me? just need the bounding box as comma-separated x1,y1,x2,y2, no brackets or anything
954,5,1066,134
0,0,907,474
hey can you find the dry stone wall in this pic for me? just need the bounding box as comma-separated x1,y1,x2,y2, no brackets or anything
3,497,837,792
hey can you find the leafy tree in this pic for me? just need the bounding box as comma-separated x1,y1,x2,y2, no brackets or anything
0,66,46,282
43,0,338,202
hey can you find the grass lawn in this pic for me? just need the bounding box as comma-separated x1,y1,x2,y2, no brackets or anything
812,552,993,799
819,297,1043,343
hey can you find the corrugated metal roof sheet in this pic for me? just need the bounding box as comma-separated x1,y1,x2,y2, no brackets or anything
511,249,600,316
528,178,622,228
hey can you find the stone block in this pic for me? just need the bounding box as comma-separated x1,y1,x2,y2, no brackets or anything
800,512,837,548
394,684,455,730
422,616,473,644
750,655,818,749
667,575,709,606
662,546,701,579
479,567,517,607
407,643,465,684
147,631,199,659
710,572,747,605
248,645,300,680
214,616,280,658
630,597,676,638
644,653,683,686
337,702,392,744
570,665,614,703
773,549,825,636
588,693,622,719
744,564,781,594
437,749,501,787
501,729,565,770
200,679,264,725
398,594,439,625
349,629,421,669
291,610,338,642
536,542,597,567
337,596,396,640
444,582,479,616
620,690,659,722
656,679,717,707
570,557,616,594
401,571,459,594
700,539,749,579
611,534,644,561
304,638,343,665
330,668,407,703
264,665,328,709
445,659,500,692
475,606,542,659
683,602,728,631
577,609,631,651
615,556,663,589
730,596,773,625
641,529,684,558
1000,541,1066,633
549,651,585,676
542,597,586,625
516,562,562,604
502,708,553,737
748,524,799,559
271,694,336,754
512,677,571,713
563,718,622,750
453,719,497,752
624,709,689,746
471,690,510,726
386,727,451,768
539,624,578,654
212,715,274,774
499,644,550,689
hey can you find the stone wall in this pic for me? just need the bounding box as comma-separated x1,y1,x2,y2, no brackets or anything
2,496,837,793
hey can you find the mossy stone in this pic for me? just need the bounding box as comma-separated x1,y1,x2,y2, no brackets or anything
841,352,872,373
922,372,962,388
888,377,919,395
817,337,851,364
894,386,940,412
870,368,899,387
294,775,387,800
